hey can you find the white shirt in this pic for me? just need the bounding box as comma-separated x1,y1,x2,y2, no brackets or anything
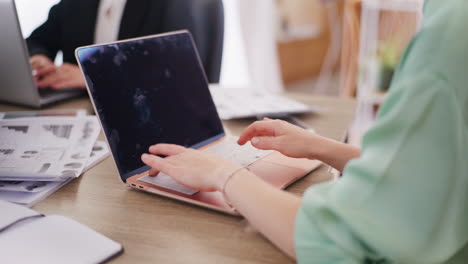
94,0,127,44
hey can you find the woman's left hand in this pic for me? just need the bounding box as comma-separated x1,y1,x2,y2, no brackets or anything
141,144,241,192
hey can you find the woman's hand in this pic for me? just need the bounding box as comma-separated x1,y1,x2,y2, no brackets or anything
238,119,318,159
142,144,302,259
238,119,361,171
141,144,242,192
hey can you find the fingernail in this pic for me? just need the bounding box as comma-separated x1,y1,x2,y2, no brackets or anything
252,137,260,144
141,153,149,160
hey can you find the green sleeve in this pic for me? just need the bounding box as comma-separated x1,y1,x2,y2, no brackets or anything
295,1,468,263
296,72,467,263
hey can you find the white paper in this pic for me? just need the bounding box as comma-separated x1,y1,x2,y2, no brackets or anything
0,181,52,193
0,109,87,120
0,180,69,207
0,141,109,193
0,215,122,264
84,141,110,172
0,116,100,181
0,200,40,230
209,85,315,120
0,141,110,207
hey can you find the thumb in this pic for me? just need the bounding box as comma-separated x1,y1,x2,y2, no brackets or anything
251,136,280,150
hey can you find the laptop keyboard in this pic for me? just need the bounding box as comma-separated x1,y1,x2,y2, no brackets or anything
138,174,200,195
203,137,273,167
38,88,59,97
138,138,273,195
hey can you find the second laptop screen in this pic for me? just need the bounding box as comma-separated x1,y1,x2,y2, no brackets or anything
77,33,224,179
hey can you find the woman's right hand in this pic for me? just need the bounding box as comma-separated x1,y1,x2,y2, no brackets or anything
237,119,318,159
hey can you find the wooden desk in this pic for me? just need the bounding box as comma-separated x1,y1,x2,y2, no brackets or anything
0,94,356,264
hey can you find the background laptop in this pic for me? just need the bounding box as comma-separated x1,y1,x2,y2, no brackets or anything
76,31,321,215
0,0,82,108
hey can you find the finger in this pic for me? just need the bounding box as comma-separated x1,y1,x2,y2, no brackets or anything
31,56,53,69
148,167,160,177
238,121,276,145
35,64,57,78
148,144,187,156
250,136,280,150
37,71,62,88
145,155,179,176
50,82,68,90
50,78,74,90
36,80,49,89
30,57,45,68
141,154,172,174
30,57,38,65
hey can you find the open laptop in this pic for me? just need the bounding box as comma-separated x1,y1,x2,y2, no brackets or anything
0,0,82,108
75,31,321,215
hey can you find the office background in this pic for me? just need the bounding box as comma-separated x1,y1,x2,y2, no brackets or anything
15,0,336,95
16,0,423,143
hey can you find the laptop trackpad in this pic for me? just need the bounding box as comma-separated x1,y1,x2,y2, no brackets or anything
138,174,198,196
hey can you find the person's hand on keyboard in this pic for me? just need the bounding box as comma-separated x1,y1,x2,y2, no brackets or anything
36,63,86,90
237,119,321,160
141,144,242,192
30,54,56,86
238,119,361,171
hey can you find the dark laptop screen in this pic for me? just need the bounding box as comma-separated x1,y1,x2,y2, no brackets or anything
76,32,224,180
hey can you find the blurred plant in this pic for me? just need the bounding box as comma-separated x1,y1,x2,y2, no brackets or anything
379,41,400,69
376,41,400,91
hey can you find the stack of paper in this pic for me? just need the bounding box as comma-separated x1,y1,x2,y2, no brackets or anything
0,110,110,207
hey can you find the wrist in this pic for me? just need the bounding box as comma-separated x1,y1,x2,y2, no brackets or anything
305,134,335,161
303,132,323,160
214,165,243,191
220,167,250,207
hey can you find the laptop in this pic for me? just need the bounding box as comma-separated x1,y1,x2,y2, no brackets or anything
75,31,321,215
0,0,82,108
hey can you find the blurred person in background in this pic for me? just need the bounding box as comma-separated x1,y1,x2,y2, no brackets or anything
27,0,222,90
28,0,164,90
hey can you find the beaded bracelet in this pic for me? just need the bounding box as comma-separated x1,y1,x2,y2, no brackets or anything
221,166,250,208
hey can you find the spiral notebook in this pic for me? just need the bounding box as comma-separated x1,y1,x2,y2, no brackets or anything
0,201,123,263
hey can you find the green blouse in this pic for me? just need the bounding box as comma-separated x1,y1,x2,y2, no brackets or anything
295,0,468,263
